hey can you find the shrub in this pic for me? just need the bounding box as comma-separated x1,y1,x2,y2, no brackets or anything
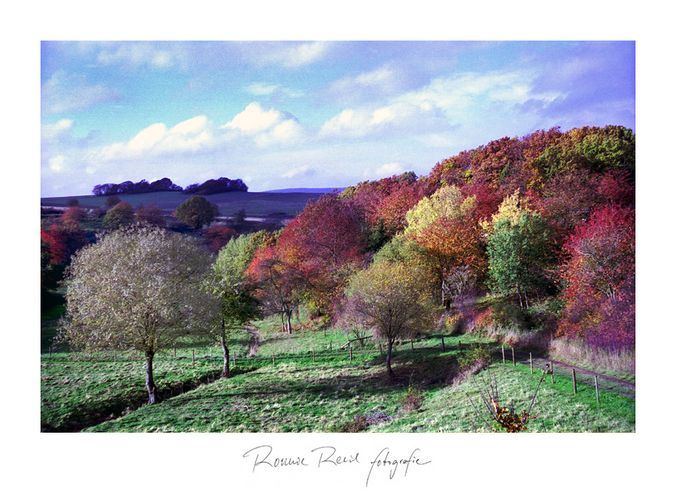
174,196,219,229
399,386,424,413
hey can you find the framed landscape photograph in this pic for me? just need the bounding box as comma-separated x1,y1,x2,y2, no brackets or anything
40,40,636,434
6,1,671,498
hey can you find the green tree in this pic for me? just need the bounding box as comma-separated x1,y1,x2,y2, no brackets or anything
343,261,439,377
103,201,135,229
204,232,267,377
60,226,215,404
175,195,219,229
485,193,553,308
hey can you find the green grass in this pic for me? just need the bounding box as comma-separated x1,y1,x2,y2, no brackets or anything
41,324,635,432
376,362,635,432
40,328,253,432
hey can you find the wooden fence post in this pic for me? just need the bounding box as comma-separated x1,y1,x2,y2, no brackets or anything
272,353,275,366
550,361,555,384
192,349,195,366
410,339,414,350
511,347,515,365
329,341,332,351
458,340,462,349
594,375,600,405
379,343,383,354
349,344,353,362
441,336,445,352
501,345,505,364
174,346,177,357
529,352,533,374
572,369,577,395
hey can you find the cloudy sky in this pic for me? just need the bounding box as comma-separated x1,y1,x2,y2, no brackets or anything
41,41,635,196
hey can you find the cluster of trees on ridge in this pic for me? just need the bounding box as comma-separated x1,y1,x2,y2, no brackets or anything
43,125,635,403
91,176,248,196
41,194,244,294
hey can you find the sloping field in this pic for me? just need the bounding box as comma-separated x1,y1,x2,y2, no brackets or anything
41,321,635,432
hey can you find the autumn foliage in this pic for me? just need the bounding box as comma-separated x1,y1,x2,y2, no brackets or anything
270,195,367,316
557,205,635,350
49,124,635,358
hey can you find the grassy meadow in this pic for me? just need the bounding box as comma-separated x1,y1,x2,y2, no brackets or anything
41,314,635,433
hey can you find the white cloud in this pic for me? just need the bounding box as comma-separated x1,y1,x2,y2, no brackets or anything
375,162,406,177
96,43,186,70
330,65,398,94
100,115,214,160
285,42,331,67
396,71,561,112
223,103,286,134
258,41,332,68
319,102,422,138
92,104,303,165
281,165,316,179
42,71,119,114
42,119,73,140
245,83,278,96
320,70,563,139
48,155,66,173
222,103,303,146
244,82,303,98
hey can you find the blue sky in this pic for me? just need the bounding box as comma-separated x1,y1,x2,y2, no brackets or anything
41,41,635,196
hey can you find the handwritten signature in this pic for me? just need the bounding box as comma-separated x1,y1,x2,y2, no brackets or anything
242,445,431,486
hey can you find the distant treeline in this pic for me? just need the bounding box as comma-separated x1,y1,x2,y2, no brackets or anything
92,177,248,196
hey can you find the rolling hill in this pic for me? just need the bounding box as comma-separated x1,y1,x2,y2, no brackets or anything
40,190,325,218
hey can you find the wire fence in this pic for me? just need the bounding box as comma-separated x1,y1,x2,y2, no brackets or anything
42,330,634,400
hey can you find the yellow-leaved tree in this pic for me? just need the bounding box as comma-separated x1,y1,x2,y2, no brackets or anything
342,261,439,377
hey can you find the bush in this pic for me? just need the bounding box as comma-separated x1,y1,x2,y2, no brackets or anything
103,201,134,229
458,346,491,371
174,196,219,229
399,386,424,413
340,415,369,433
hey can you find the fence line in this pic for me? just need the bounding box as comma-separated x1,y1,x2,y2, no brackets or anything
43,333,632,400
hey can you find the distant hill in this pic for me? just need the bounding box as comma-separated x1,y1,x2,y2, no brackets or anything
264,187,344,194
41,191,323,218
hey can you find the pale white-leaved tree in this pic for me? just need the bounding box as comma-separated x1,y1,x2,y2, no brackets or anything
60,225,217,404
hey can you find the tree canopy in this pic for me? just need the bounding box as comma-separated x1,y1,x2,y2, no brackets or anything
60,225,215,403
343,260,438,376
174,195,219,229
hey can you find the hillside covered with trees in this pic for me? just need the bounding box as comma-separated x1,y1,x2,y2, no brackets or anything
41,124,635,433
244,125,634,358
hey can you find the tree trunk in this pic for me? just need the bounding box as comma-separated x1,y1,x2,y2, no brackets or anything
145,351,158,404
286,311,293,334
221,327,231,378
386,338,394,378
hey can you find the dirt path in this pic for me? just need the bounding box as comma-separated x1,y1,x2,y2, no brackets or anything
509,350,635,399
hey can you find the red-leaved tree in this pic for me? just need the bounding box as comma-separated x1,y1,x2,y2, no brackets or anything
246,243,304,333
275,195,368,316
557,205,635,350
204,225,237,253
